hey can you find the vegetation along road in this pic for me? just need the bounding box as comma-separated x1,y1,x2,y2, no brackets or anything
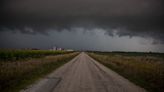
22,52,147,92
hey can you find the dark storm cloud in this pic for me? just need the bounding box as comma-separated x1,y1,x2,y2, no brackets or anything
0,0,164,43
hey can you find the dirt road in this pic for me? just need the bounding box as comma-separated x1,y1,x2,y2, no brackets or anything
21,52,146,92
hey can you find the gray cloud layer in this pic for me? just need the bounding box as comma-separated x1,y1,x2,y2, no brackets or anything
0,0,164,44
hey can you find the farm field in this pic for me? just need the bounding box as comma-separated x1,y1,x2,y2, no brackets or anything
0,49,73,61
88,52,164,92
0,50,79,92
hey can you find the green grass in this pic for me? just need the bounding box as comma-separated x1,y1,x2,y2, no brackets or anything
0,52,79,92
88,52,164,92
89,51,164,59
0,49,73,61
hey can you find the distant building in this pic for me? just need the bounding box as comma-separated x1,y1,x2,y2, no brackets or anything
51,46,64,51
51,46,74,51
57,48,64,50
57,48,62,50
52,46,57,50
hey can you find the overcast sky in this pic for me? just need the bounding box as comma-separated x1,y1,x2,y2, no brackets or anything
0,0,164,52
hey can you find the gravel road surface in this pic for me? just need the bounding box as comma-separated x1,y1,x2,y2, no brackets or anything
21,52,146,92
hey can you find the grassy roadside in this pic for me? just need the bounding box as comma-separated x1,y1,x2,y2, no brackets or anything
0,52,79,92
88,52,164,92
0,50,73,61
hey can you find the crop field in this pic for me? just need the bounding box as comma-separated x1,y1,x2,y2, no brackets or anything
0,50,78,92
88,52,164,92
0,49,73,61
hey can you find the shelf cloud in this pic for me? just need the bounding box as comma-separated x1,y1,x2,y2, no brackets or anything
0,0,164,50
